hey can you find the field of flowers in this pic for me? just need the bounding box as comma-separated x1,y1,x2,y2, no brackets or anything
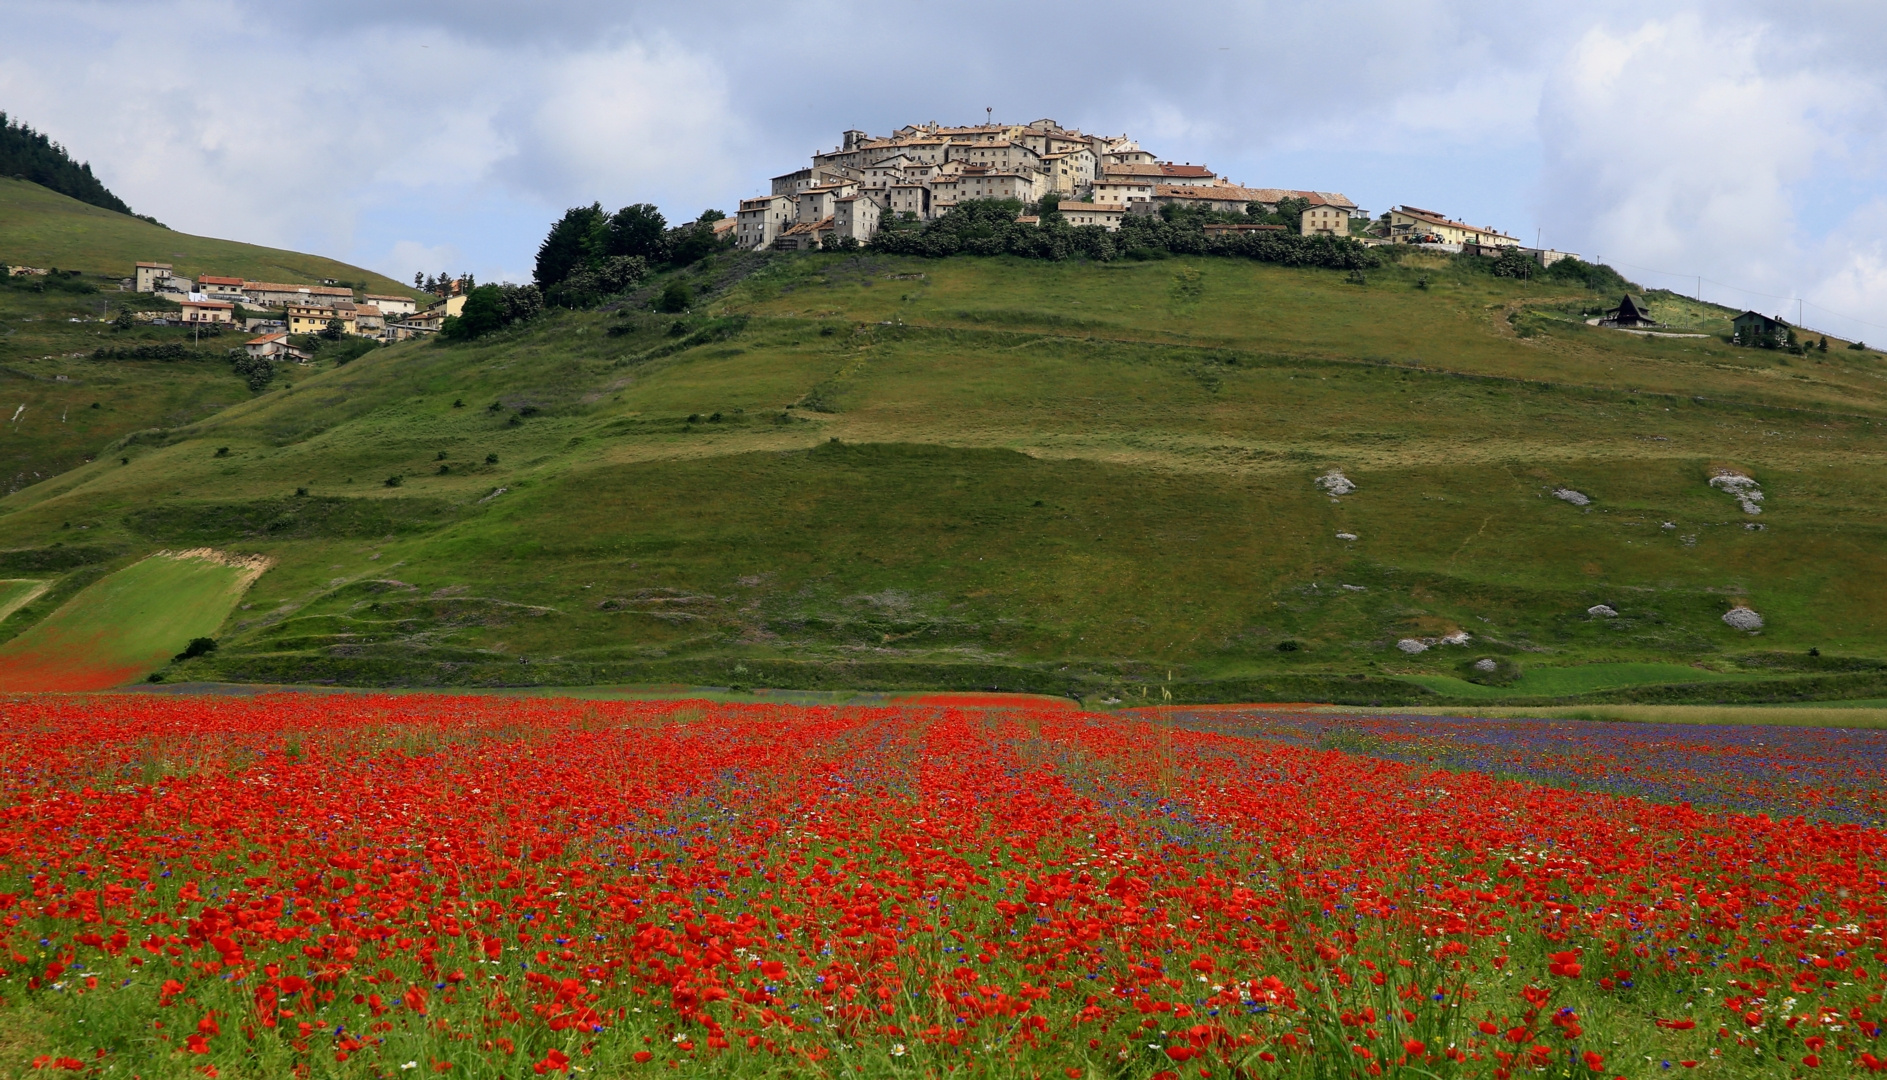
0,694,1881,1079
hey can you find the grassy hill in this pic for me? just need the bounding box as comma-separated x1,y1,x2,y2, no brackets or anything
0,177,422,485
0,176,419,289
0,239,1883,703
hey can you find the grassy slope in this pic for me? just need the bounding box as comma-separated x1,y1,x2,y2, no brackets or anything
0,178,421,485
0,247,1881,700
0,177,420,291
0,551,260,690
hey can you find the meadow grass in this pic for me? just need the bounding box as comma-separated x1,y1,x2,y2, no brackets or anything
0,549,263,689
0,246,1880,698
0,177,418,293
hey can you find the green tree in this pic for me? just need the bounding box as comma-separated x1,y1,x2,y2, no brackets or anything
450,285,506,339
319,319,345,341
534,203,610,290
608,204,669,262
1271,196,1311,231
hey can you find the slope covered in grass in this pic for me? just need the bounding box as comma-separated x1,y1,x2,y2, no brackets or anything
0,177,420,292
0,549,265,690
0,247,1880,702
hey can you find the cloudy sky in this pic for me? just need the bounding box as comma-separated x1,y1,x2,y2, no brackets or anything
4,1,1885,340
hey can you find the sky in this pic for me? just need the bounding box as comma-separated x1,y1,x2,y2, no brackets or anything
3,1,1885,341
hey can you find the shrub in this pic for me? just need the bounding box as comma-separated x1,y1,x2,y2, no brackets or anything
174,636,217,661
655,281,692,314
229,354,274,392
1490,248,1536,279
443,283,546,341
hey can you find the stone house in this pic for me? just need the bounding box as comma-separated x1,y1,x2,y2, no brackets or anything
177,298,233,324
887,182,930,220
286,302,355,336
1093,167,1158,208
737,195,796,250
363,293,417,316
830,196,880,243
134,261,173,292
1300,203,1349,236
1055,202,1126,231
1386,206,1518,248
198,275,247,300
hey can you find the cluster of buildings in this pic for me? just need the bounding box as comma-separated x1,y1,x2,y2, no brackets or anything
735,119,1363,251
732,119,1578,269
132,262,457,359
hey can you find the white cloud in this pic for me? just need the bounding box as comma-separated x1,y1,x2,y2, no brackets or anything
0,0,1880,330
491,37,749,211
1536,13,1886,335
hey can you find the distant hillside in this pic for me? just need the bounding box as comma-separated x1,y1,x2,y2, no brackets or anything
0,246,1880,705
0,112,150,224
0,177,420,294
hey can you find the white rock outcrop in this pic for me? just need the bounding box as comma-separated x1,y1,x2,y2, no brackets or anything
1396,638,1429,654
1722,607,1764,631
1316,470,1356,496
1553,488,1591,506
1710,471,1763,515
1587,604,1618,617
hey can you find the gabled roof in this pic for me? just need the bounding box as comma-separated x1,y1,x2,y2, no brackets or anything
246,332,287,345
1159,163,1215,178
135,261,172,269
199,275,243,286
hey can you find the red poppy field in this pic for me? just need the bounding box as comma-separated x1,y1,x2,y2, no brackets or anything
0,695,1882,1079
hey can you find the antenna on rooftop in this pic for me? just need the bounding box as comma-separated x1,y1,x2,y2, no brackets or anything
986,107,993,125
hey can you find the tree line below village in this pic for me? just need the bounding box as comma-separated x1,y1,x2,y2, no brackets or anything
439,198,1622,341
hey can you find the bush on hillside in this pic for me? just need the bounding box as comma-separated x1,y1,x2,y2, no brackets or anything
91,342,212,362
1542,256,1631,293
443,282,546,341
868,199,1379,270
655,281,692,314
230,353,275,392
1490,248,1536,279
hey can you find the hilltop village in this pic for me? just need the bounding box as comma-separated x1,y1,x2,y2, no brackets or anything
734,118,1573,265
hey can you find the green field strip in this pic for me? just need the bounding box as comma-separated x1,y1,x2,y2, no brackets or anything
0,551,265,691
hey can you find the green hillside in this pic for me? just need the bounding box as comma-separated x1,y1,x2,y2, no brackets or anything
0,176,420,290
0,243,1883,703
0,177,422,485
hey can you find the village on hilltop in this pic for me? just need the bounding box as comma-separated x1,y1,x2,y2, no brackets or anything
734,117,1576,268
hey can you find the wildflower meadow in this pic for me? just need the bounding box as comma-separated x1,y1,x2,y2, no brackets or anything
0,694,1881,1079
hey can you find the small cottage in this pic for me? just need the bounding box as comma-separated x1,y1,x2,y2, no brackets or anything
1731,310,1789,348
1602,294,1656,327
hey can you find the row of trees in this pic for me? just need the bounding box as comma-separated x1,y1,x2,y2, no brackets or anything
867,200,1381,269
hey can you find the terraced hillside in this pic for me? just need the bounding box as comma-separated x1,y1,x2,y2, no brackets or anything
0,245,1883,702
